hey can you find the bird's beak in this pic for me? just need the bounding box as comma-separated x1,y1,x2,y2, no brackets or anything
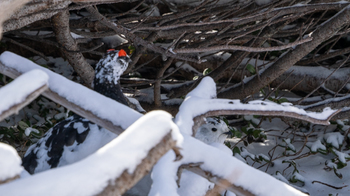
119,56,132,63
223,131,233,138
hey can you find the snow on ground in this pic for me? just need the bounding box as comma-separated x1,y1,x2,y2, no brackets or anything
0,111,182,196
0,51,142,130
0,69,48,116
0,143,23,181
239,123,350,196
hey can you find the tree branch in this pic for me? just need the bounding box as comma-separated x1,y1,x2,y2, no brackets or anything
219,5,350,99
85,6,202,64
52,9,95,87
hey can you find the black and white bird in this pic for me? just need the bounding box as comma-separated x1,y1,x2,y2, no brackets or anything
22,49,131,174
22,49,233,195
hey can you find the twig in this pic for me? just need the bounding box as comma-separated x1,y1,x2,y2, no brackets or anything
2,37,49,61
297,54,350,105
173,37,312,53
312,181,348,190
85,6,202,63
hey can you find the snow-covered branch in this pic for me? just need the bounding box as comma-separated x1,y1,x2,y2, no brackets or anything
0,111,182,196
150,134,306,196
0,143,22,185
175,77,339,136
0,51,142,135
0,70,48,122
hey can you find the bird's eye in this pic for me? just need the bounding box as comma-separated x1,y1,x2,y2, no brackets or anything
212,128,217,132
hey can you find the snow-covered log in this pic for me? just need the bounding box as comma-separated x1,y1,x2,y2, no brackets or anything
175,77,340,136
0,111,183,196
0,51,142,135
0,69,48,122
0,143,23,185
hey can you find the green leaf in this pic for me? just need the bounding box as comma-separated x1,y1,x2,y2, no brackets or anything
128,45,135,54
203,68,212,75
246,64,256,74
252,129,261,138
232,147,240,154
278,98,290,103
18,121,29,131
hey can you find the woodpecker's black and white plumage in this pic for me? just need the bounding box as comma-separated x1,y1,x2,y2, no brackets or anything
22,49,131,174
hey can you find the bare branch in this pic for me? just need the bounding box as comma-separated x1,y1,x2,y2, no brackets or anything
219,5,350,99
52,9,95,87
85,6,202,63
173,37,312,53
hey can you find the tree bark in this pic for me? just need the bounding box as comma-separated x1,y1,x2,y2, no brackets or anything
52,9,95,87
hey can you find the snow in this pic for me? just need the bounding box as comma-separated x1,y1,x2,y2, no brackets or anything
150,134,306,196
0,111,183,196
0,69,48,116
24,127,39,136
175,76,338,136
101,34,128,48
325,132,344,149
0,51,142,130
333,149,350,164
0,143,23,181
175,61,202,75
127,97,146,113
70,32,84,39
307,140,326,152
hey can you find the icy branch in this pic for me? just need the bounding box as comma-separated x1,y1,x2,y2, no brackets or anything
0,51,142,135
0,111,183,196
0,70,48,122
